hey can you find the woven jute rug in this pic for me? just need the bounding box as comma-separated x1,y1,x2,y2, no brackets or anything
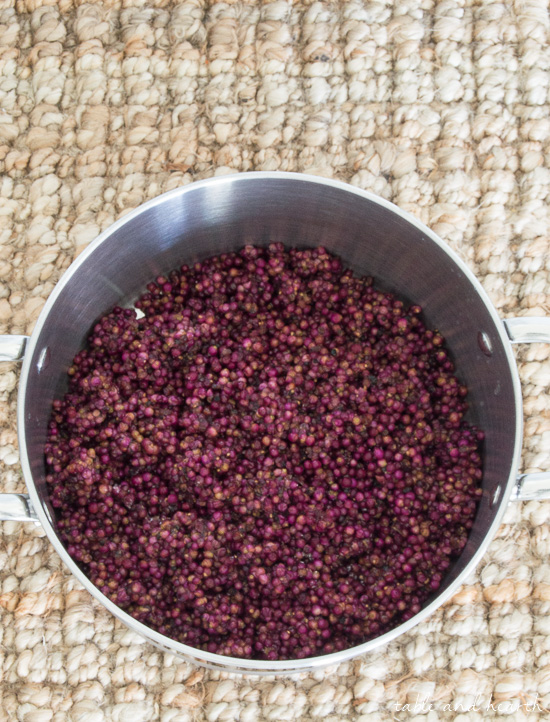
1,0,549,719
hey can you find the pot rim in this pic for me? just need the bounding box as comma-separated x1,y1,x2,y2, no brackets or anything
17,171,524,673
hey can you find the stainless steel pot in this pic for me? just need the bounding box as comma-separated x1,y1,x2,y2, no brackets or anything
1,172,549,675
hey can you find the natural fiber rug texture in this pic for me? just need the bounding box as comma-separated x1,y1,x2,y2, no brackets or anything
0,0,549,719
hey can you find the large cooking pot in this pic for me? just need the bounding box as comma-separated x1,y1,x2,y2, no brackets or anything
1,172,549,675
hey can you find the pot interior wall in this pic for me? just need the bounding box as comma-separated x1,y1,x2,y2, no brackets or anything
24,175,518,600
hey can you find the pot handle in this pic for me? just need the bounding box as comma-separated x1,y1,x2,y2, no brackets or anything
0,335,28,362
1,324,548,512
0,336,40,524
503,317,550,344
512,473,550,502
503,317,550,501
0,493,39,522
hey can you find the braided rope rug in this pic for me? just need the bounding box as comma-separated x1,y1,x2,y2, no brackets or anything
1,1,549,720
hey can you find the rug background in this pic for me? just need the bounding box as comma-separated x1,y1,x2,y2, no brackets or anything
0,1,549,719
